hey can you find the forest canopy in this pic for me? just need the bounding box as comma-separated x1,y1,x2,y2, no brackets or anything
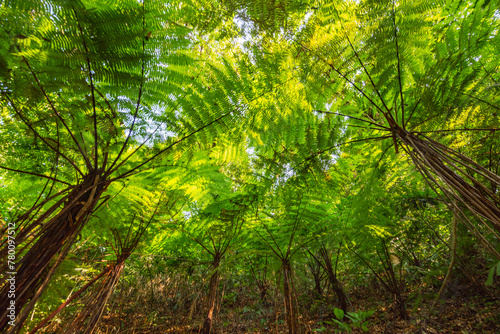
0,0,499,333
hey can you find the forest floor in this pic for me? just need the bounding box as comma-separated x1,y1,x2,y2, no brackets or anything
96,279,500,334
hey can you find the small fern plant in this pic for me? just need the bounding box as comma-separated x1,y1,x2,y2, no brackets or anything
314,308,375,333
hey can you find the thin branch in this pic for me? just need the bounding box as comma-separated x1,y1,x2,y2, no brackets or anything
330,61,387,117
92,183,127,216
182,228,215,257
105,123,162,178
73,7,99,169
221,216,246,256
252,226,284,260
432,206,457,308
392,1,405,127
3,94,84,176
303,135,392,162
306,249,327,272
331,3,391,115
313,109,390,130
17,45,93,170
415,128,500,134
257,213,285,260
404,97,421,128
409,113,442,133
287,194,304,255
334,242,342,276
289,237,315,259
30,177,53,216
0,165,71,186
405,56,462,128
113,110,233,181
34,119,63,211
107,1,147,173
298,42,388,118
463,93,500,112
347,245,391,292
28,266,113,334
12,187,73,226
104,77,201,178
345,124,386,132
209,235,218,255
93,87,118,119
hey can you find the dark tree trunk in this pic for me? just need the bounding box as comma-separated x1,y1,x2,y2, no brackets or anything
202,256,220,334
257,280,269,301
319,246,348,313
313,271,322,298
282,260,298,334
394,289,409,320
381,241,409,320
0,173,106,332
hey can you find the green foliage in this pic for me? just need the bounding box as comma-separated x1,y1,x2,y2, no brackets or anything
485,261,500,286
314,308,375,333
1,0,500,332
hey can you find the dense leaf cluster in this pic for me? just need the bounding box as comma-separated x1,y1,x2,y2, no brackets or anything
0,0,499,333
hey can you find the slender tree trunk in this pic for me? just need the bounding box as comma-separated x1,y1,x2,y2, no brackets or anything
257,280,269,301
312,271,322,298
433,207,458,307
381,241,409,320
282,260,298,334
393,289,409,320
67,262,125,334
202,256,220,334
28,265,113,334
319,246,348,313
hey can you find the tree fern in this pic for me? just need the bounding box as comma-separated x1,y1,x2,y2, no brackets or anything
0,0,254,331
234,0,500,258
